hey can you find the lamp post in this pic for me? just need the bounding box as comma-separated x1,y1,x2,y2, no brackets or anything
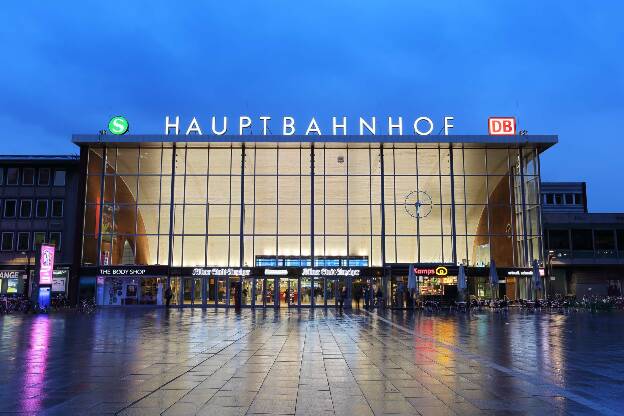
547,250,556,298
21,250,32,297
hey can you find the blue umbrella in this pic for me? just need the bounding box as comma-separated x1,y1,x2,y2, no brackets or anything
532,259,542,298
489,260,499,299
407,264,417,291
457,264,467,291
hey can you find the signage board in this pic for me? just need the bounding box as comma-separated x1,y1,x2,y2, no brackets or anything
488,117,516,136
191,267,251,277
0,271,22,279
52,277,66,292
165,116,456,136
39,244,55,285
301,268,361,277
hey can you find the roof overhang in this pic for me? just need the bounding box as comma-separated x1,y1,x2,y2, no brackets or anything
72,134,558,153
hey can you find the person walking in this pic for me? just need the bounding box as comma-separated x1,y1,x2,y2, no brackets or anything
165,286,173,308
339,286,347,309
375,286,383,309
354,286,362,309
364,284,371,309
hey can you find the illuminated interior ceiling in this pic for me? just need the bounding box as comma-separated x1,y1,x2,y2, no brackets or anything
112,143,513,259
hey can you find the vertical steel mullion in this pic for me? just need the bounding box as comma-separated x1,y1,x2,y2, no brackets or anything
205,146,210,267
346,144,350,265
310,145,315,266
380,145,386,265
134,147,141,262
534,147,544,263
462,147,468,266
227,147,233,266
252,147,257,265
449,146,458,265
518,148,530,265
368,146,373,266
415,145,420,263
167,144,177,297
157,145,164,265
240,144,245,267
275,146,279,265
392,147,397,263
95,147,107,267
438,146,444,262
181,146,188,268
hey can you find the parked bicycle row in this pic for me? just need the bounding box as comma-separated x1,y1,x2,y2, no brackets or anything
0,295,96,314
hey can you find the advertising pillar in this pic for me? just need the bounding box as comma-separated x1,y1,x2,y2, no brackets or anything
35,244,55,310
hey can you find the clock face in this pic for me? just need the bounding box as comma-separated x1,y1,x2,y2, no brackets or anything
404,191,432,219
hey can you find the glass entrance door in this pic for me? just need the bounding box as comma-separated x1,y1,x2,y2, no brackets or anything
266,278,275,307
312,278,323,307
242,278,252,306
300,277,311,306
206,277,216,306
325,278,336,307
279,278,298,307
216,277,227,306
352,277,366,309
183,278,194,305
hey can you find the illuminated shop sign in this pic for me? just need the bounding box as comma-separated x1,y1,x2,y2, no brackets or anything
264,269,289,276
488,117,516,136
191,268,251,277
302,268,361,277
414,266,449,276
39,244,55,285
99,267,147,276
165,116,455,136
0,271,22,279
505,268,545,277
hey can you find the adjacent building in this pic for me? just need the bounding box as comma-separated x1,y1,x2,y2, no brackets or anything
542,182,624,297
0,156,80,298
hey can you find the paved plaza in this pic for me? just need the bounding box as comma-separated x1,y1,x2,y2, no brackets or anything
0,308,623,415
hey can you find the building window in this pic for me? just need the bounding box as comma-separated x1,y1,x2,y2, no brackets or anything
6,168,18,185
574,193,584,205
16,232,30,251
594,230,615,250
38,168,51,186
3,199,17,218
19,200,32,218
49,232,61,250
554,194,563,204
36,200,48,218
1,233,13,251
22,168,35,186
53,170,66,186
571,229,593,251
51,200,64,218
547,229,570,250
545,194,554,204
565,194,574,204
33,232,46,249
617,230,624,251
0,167,3,185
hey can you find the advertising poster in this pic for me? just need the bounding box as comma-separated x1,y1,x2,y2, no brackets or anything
39,244,55,285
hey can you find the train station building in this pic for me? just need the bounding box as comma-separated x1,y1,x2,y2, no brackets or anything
73,134,554,308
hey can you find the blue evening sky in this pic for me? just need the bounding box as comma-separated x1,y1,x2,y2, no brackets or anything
1,1,622,211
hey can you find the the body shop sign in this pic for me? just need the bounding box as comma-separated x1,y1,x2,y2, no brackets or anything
39,244,55,285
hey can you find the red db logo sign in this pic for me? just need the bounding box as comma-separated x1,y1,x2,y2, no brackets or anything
488,117,516,136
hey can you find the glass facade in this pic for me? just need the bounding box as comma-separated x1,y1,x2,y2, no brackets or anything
81,142,543,270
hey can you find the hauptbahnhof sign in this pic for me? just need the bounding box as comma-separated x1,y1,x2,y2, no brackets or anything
164,116,456,136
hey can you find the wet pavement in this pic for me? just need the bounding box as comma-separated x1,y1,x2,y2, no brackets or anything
0,308,623,415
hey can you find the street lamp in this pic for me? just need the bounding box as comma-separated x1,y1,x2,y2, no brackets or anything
21,250,32,297
547,250,556,297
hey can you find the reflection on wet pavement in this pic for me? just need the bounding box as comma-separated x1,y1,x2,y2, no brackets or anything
0,308,622,415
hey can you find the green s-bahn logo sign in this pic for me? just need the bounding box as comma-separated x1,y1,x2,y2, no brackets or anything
108,116,129,135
